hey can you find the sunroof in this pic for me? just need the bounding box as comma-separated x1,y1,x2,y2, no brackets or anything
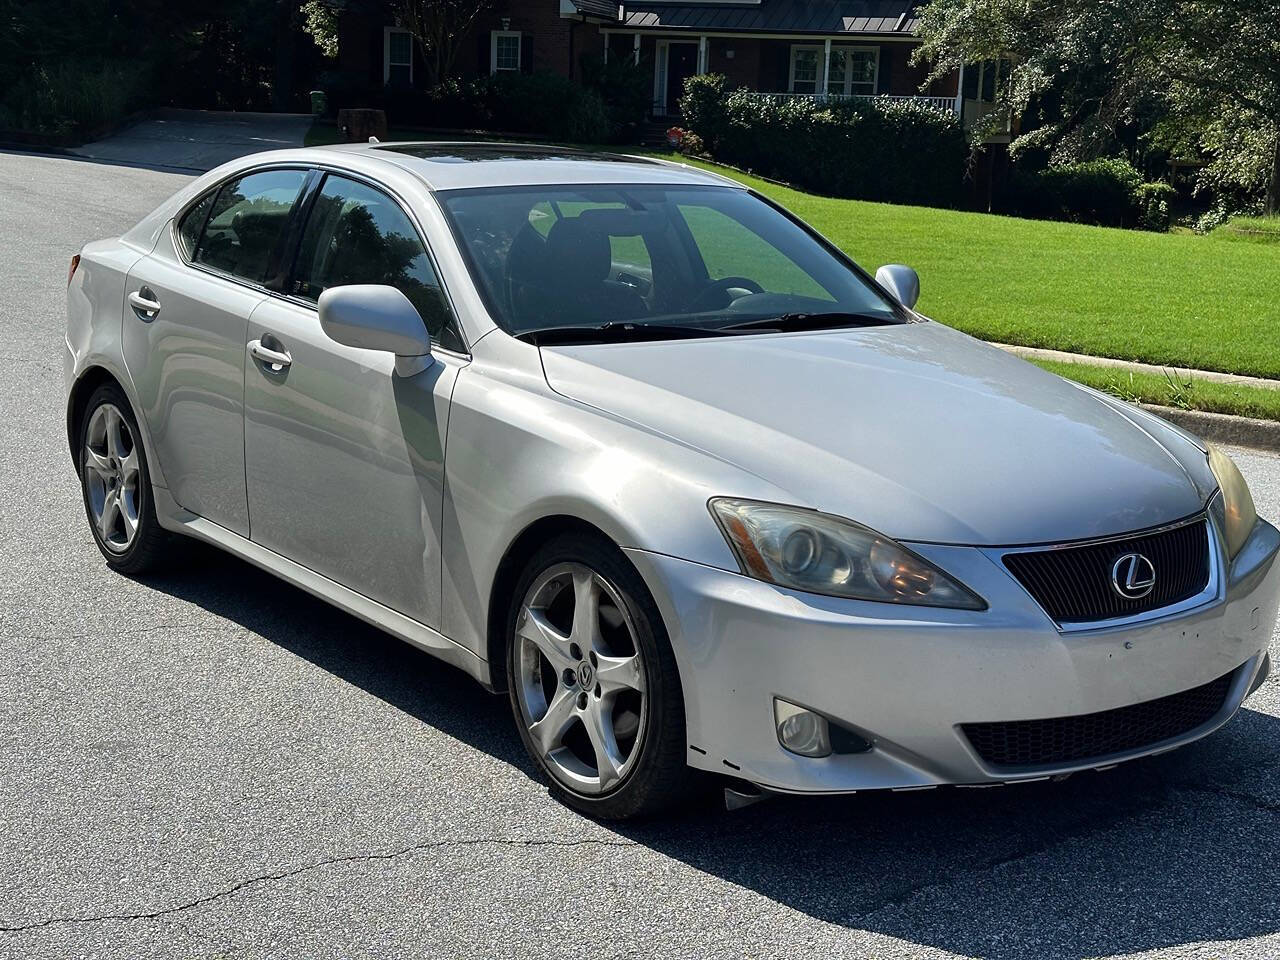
376,143,658,165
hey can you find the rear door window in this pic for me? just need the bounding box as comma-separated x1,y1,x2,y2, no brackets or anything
193,169,308,285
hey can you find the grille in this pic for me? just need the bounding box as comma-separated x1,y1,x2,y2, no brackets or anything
962,669,1234,769
1003,518,1210,623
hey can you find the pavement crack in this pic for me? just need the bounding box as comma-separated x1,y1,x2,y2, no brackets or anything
0,836,637,934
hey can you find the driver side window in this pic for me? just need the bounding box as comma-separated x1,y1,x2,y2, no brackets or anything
677,205,830,301
291,174,466,354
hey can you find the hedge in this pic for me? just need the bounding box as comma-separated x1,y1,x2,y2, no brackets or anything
320,70,622,144
1001,157,1177,231
679,74,966,207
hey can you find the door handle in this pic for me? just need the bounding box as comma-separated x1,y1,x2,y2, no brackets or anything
128,289,161,318
248,338,292,370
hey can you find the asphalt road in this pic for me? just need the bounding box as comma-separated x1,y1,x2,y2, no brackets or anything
2,138,1279,960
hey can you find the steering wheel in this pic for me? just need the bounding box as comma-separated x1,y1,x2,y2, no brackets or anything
688,276,764,312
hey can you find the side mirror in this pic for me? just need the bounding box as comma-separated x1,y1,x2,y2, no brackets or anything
318,284,434,376
874,264,920,311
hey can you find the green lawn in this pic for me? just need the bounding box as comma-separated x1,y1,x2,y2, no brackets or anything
1027,359,1280,421
653,154,1280,380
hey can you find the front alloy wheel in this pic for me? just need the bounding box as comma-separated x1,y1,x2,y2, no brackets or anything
514,563,648,795
507,534,695,819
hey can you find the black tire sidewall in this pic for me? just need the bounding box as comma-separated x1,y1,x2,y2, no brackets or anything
505,533,688,820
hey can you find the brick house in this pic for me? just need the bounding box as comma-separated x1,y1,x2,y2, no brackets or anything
338,1,1007,136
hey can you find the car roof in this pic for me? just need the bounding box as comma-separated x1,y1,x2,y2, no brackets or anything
313,141,744,192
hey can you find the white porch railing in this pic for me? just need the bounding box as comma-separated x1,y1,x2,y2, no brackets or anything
741,92,961,115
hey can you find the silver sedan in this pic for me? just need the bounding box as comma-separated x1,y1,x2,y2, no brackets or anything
64,143,1279,819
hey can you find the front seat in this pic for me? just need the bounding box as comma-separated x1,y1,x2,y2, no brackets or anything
541,217,649,325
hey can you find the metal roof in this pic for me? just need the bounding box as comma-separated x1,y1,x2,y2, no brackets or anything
621,1,919,35
568,0,621,19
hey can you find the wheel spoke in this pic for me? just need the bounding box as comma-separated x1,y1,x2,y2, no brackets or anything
119,446,139,486
104,407,126,461
595,652,644,695
582,700,626,790
84,446,113,479
98,489,120,539
570,570,601,649
528,687,577,755
518,607,575,673
119,498,138,542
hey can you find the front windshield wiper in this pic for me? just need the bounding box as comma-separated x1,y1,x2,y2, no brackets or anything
716,311,895,333
515,321,730,346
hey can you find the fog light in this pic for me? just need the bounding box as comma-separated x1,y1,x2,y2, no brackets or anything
774,698,832,757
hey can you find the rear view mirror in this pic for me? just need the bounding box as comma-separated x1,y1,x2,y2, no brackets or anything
318,284,434,376
874,264,921,311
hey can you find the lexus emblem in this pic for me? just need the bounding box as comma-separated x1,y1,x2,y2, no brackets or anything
1111,552,1156,600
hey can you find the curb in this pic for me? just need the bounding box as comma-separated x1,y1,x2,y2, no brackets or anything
992,342,1280,392
1140,404,1280,454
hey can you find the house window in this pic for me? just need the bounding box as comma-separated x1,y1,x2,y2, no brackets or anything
384,28,412,86
790,44,879,97
491,30,521,73
789,47,820,94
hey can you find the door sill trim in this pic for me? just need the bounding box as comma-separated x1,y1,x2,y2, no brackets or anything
153,486,493,689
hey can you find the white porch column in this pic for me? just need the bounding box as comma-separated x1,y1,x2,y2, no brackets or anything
633,33,641,65
821,38,832,98
954,62,965,117
698,35,708,74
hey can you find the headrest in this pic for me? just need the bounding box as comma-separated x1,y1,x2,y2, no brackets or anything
547,217,612,282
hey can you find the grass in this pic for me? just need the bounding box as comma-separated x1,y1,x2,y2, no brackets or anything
649,153,1280,381
1027,359,1280,421
1210,215,1280,244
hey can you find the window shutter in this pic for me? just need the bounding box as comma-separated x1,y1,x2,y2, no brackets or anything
876,45,890,94
478,31,491,75
521,34,534,74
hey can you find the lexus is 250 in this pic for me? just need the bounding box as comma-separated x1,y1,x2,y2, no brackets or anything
64,143,1278,818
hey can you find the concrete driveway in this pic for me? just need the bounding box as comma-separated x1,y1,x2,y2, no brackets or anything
68,108,312,172
1,143,1279,960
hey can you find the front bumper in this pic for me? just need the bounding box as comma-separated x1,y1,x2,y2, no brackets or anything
625,515,1280,794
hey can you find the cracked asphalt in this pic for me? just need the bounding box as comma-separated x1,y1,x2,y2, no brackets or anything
2,138,1280,960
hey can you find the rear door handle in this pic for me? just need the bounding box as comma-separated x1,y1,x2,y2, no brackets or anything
248,338,292,370
128,289,161,318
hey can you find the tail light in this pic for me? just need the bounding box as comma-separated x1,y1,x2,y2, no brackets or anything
67,253,81,287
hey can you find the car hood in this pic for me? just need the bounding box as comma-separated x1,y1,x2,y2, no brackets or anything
539,321,1210,546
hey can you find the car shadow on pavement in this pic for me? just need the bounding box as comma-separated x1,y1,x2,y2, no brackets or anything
143,545,1280,960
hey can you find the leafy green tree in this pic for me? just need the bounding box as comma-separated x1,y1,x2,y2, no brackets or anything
913,0,1280,213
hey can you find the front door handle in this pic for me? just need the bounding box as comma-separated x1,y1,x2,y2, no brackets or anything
248,338,292,371
128,289,161,318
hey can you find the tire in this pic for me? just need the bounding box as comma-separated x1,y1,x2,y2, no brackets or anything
77,382,181,575
506,532,694,820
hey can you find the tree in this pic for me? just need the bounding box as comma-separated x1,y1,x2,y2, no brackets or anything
392,0,495,86
912,0,1280,213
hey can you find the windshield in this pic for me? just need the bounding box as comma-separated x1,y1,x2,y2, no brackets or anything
436,184,907,338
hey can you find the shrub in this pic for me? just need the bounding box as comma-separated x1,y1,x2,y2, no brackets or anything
369,73,610,143
679,77,966,207
0,60,143,137
1134,181,1177,231
679,74,731,152
579,54,651,142
1002,158,1175,230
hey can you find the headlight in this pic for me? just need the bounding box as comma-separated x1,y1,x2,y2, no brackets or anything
1207,443,1257,559
709,498,985,609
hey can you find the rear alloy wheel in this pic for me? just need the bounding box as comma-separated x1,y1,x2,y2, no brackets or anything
83,403,142,554
507,535,693,819
78,383,180,574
